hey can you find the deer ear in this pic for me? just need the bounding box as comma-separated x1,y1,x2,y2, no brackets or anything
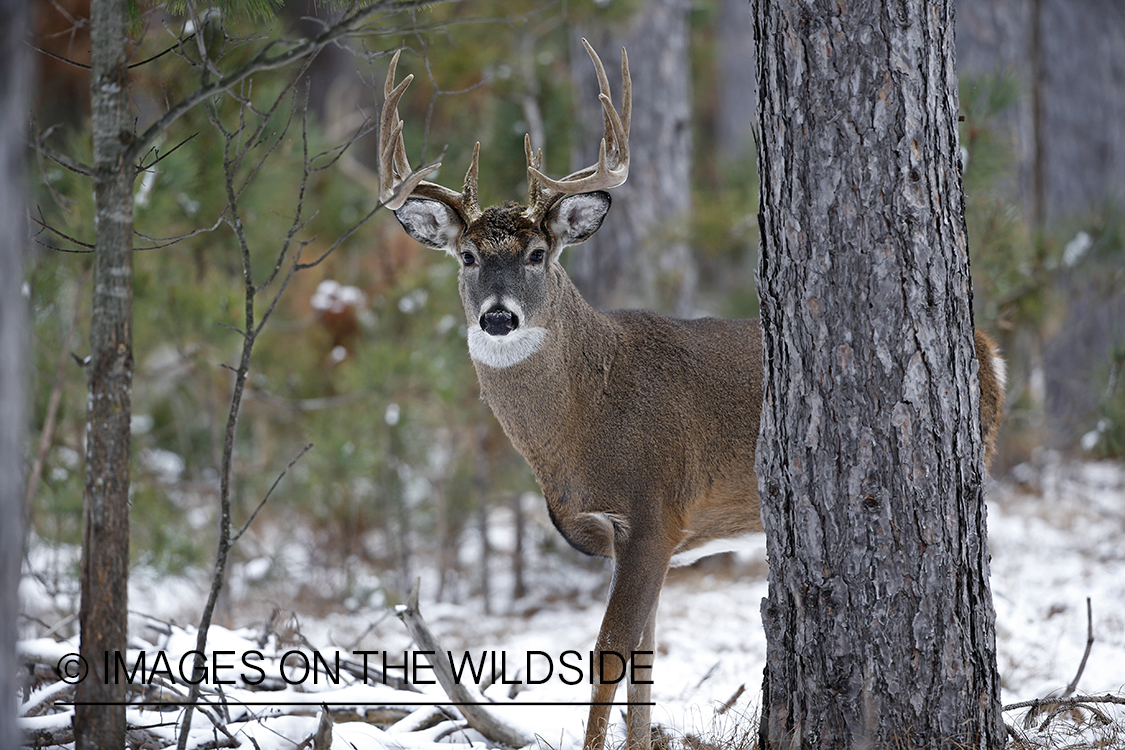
547,192,611,249
395,197,465,255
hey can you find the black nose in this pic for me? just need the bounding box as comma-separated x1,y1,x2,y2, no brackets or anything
480,307,518,336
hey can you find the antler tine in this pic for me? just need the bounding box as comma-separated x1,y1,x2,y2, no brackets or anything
460,142,482,223
587,39,630,156
524,134,546,209
379,49,467,212
526,39,631,202
380,51,438,210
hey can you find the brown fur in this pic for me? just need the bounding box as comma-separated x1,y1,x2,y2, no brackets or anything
975,328,1006,468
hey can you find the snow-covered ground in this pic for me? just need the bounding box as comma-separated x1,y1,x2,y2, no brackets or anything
18,457,1125,748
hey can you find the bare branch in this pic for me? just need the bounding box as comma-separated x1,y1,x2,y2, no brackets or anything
32,209,94,253
132,215,225,249
136,131,199,172
232,442,313,545
24,39,90,70
396,579,534,749
125,0,447,168
32,133,94,177
128,33,197,69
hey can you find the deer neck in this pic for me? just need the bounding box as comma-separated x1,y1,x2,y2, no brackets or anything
471,274,618,473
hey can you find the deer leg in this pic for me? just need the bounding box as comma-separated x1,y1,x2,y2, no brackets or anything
625,591,659,750
582,538,670,750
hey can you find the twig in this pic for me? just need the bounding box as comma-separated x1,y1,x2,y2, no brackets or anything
716,684,745,716
136,131,199,172
1062,597,1094,698
32,208,95,251
232,442,313,544
32,134,94,177
132,214,225,249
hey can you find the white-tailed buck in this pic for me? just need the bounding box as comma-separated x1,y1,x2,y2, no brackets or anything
379,42,1006,750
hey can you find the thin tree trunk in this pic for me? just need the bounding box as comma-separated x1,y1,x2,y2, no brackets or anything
716,0,756,162
0,0,31,746
567,0,696,315
510,492,525,601
477,494,492,616
754,1,1005,747
77,0,133,745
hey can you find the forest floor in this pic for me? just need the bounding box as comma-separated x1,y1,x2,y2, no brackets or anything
17,455,1125,748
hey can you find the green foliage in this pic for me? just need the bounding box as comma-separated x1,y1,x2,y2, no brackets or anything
960,73,1042,327
959,72,1125,461
27,0,603,598
1069,211,1125,458
161,0,282,21
687,6,759,319
691,152,760,319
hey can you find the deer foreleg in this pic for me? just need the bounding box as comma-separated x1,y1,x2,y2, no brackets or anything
582,538,670,750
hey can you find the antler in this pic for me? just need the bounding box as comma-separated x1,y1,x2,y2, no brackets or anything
379,50,483,222
380,43,629,224
525,39,631,219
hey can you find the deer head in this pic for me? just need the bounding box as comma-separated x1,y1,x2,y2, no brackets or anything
379,40,629,369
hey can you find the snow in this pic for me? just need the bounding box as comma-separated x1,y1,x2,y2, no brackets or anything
17,457,1125,748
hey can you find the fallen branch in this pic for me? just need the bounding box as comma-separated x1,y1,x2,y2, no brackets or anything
395,579,533,748
1003,693,1125,712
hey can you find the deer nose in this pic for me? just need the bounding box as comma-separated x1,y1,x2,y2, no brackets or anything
480,306,519,336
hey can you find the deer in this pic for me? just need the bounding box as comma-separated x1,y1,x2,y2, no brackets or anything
377,42,1007,750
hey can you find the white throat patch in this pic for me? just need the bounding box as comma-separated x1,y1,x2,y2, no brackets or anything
467,325,547,369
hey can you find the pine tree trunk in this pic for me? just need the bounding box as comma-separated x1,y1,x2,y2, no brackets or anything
0,1,30,746
76,0,133,745
753,1,1005,747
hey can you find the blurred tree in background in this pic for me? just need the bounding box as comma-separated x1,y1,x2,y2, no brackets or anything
21,0,1125,632
956,0,1125,464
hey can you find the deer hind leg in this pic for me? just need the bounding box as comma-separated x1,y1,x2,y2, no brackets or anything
582,536,670,750
625,593,659,750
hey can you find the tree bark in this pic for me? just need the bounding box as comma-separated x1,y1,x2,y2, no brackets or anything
753,1,1005,748
566,0,697,315
0,1,31,747
76,0,134,745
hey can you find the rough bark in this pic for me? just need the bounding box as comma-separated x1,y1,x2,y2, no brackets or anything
753,1,1005,748
76,0,134,745
566,0,697,315
0,1,31,747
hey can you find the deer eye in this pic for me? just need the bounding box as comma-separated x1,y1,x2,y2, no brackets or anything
527,248,545,265
460,252,476,267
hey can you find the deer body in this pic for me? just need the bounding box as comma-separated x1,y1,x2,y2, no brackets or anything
470,273,764,563
378,45,1006,750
